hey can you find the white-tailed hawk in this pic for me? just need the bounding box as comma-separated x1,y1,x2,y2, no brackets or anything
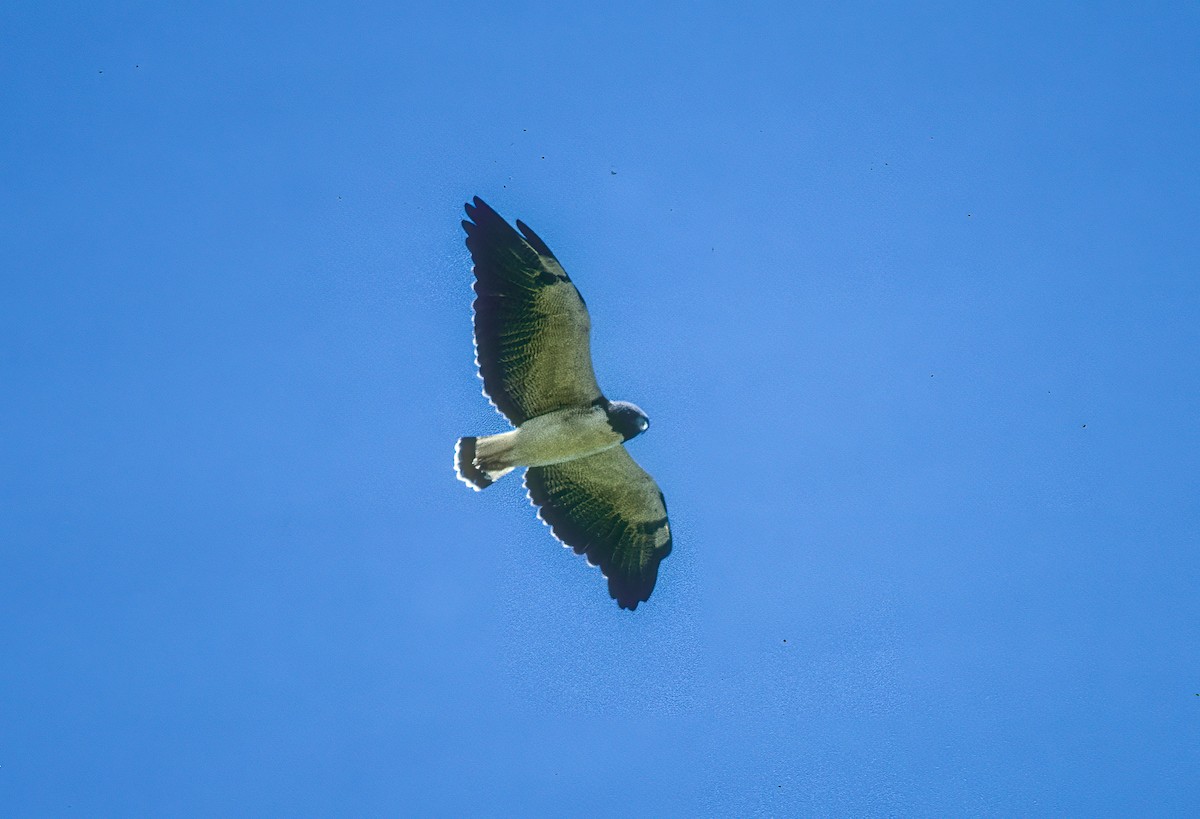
454,197,672,611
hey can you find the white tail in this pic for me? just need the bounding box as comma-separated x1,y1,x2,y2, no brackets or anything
454,431,517,490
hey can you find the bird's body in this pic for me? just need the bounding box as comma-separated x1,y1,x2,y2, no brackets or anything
463,404,622,473
517,405,616,465
454,197,671,610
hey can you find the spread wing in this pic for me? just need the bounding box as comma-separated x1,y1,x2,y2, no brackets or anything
525,446,672,610
462,197,602,425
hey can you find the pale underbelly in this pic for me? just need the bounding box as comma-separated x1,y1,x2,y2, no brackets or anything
509,407,621,467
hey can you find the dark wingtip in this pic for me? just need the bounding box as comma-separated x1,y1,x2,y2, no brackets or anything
618,594,650,612
514,218,556,259
466,196,494,220
463,197,510,236
611,575,655,612
464,197,481,222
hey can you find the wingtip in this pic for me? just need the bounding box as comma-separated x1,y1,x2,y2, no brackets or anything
465,196,509,234
465,195,492,218
514,217,556,259
611,581,653,612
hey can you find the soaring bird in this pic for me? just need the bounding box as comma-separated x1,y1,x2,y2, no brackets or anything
455,197,672,610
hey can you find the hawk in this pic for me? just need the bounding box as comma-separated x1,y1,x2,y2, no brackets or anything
454,197,672,611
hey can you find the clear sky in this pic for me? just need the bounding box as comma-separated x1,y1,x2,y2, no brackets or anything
2,1,1198,814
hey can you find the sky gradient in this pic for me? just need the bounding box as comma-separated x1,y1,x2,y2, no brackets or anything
3,1,1198,814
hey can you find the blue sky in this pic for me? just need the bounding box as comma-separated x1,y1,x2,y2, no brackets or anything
2,1,1198,814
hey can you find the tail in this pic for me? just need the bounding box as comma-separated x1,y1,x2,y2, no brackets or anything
455,433,517,491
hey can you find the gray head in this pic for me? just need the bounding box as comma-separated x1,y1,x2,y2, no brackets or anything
604,399,650,441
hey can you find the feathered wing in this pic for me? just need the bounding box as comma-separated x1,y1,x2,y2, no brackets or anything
525,447,672,610
462,197,602,425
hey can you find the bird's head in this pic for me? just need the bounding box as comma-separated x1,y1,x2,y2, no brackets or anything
605,400,650,441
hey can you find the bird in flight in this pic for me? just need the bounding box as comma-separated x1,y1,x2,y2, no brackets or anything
454,197,672,610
